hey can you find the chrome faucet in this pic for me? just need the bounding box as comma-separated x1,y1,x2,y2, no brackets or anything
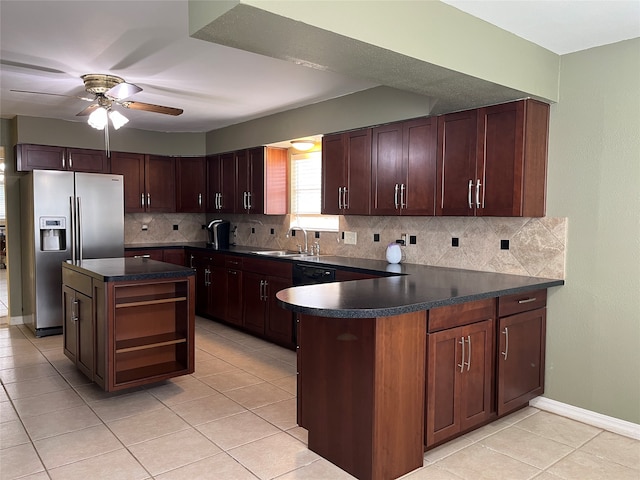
288,226,308,254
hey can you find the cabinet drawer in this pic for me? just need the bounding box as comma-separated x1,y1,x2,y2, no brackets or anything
125,249,164,261
242,257,292,279
225,256,243,269
62,268,93,297
498,289,547,317
428,297,495,332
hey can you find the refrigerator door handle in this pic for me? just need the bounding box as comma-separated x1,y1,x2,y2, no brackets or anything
77,197,83,262
70,196,76,263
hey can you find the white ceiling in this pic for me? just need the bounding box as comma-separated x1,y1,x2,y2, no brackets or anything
1,1,638,134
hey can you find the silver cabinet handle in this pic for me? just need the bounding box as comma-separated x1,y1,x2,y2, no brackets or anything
400,183,406,209
72,298,79,322
338,187,343,209
204,268,210,286
243,191,247,209
468,180,473,208
247,191,252,209
501,327,509,361
189,254,194,268
475,179,481,208
343,187,348,209
62,152,66,169
147,193,151,207
133,254,151,258
465,335,471,371
264,280,269,301
394,183,399,209
198,193,202,207
141,193,145,208
68,152,73,169
458,337,465,373
518,297,537,304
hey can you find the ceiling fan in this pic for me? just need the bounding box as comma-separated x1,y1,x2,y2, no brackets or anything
11,73,183,130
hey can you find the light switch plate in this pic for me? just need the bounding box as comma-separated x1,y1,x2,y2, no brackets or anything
344,231,357,245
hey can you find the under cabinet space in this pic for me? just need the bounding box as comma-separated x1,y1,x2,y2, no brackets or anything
115,343,189,384
114,281,189,306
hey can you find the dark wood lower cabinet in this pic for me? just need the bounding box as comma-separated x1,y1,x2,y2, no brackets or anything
426,319,493,446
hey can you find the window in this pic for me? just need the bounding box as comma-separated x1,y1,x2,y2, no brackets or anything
290,151,339,231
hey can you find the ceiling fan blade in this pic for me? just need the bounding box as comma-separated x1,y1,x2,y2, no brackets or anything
10,89,94,102
76,104,100,116
120,101,183,116
106,81,142,100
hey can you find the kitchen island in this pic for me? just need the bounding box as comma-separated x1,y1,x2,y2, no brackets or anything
62,258,195,392
276,267,563,480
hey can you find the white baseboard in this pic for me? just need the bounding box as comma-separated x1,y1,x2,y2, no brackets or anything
9,315,25,326
530,396,640,440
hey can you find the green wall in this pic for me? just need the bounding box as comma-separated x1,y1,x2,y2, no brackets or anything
545,38,640,423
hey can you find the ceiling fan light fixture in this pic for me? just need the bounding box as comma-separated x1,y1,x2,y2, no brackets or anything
109,110,129,130
88,107,108,130
291,139,316,151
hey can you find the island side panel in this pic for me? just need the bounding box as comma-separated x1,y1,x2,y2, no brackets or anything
298,311,426,480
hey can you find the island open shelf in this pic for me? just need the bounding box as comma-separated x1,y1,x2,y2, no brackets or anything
62,258,195,392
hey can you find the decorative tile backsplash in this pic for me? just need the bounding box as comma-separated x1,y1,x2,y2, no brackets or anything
125,213,567,279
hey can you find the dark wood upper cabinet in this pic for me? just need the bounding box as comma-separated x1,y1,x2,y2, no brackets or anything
235,146,287,215
145,155,176,213
111,153,175,213
437,99,549,217
176,156,206,213
17,144,109,173
371,117,436,215
207,152,236,214
321,129,371,215
110,152,145,213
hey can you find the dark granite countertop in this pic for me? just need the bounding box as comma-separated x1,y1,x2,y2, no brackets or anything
276,265,563,318
63,258,195,282
123,243,563,317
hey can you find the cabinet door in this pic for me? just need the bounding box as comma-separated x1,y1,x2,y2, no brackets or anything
371,123,403,215
477,99,548,217
243,272,266,334
235,149,250,213
226,269,243,325
265,276,294,346
219,152,236,213
209,265,227,320
75,290,94,380
497,308,546,416
62,286,78,364
206,155,222,212
146,155,176,212
16,144,65,171
263,147,288,215
247,147,265,214
191,252,210,316
426,320,493,446
111,152,146,213
176,157,206,213
162,249,185,266
426,327,462,446
458,320,493,433
403,117,437,215
344,129,372,215
321,133,345,215
436,110,477,216
67,148,109,173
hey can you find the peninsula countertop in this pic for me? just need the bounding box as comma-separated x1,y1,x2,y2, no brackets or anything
63,257,195,282
276,261,563,318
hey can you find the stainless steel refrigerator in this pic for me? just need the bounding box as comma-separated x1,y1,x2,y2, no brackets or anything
21,170,124,336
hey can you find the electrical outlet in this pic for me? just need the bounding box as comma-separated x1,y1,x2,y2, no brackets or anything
344,231,357,245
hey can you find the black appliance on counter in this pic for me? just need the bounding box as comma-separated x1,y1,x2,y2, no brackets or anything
292,263,336,286
206,220,230,249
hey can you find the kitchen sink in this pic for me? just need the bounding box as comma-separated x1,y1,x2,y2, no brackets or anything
252,250,317,258
252,250,303,257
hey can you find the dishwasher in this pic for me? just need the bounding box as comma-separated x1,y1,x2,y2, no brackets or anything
292,263,336,286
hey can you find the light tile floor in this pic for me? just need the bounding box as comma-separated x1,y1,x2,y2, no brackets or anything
1,317,639,480
0,268,8,319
